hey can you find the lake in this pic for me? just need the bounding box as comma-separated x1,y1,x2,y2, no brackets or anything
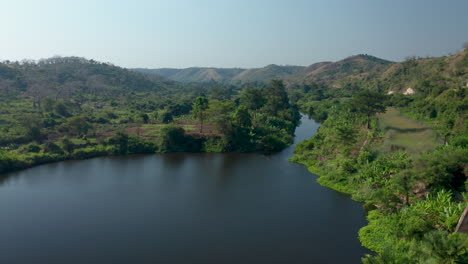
0,116,369,263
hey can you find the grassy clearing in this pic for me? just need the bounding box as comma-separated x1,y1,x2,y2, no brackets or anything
140,123,199,137
375,108,438,155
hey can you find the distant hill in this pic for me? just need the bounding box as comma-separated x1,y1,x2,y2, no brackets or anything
133,67,245,83
132,55,393,85
232,65,305,82
132,65,306,83
376,51,468,94
0,57,179,100
290,54,393,87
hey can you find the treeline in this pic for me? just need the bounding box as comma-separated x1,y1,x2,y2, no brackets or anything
0,64,300,174
291,51,467,263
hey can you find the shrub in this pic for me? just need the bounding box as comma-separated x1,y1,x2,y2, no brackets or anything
43,142,65,155
71,146,109,160
127,135,157,154
20,143,41,153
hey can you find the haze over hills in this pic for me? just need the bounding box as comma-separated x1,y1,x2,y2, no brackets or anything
2,51,465,101
0,57,183,100
132,54,394,86
133,65,305,83
292,54,393,87
133,51,467,96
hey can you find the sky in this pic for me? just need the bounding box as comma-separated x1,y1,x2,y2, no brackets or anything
1,0,467,68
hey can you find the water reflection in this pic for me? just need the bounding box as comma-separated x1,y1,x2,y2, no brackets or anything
0,116,369,264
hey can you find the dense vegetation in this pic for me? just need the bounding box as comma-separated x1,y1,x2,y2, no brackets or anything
292,49,468,263
0,57,299,174
133,64,305,83
1,48,467,263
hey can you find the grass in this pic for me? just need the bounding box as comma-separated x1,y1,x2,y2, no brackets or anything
70,138,97,145
375,108,438,155
140,123,198,137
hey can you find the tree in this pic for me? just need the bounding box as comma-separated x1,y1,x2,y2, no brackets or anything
463,41,468,50
234,106,252,128
107,130,129,154
43,142,65,155
210,85,228,101
206,100,235,129
335,123,358,144
139,113,149,124
60,137,75,154
21,114,44,142
350,90,387,129
192,96,209,133
64,116,91,136
26,83,51,109
264,80,290,115
391,170,417,206
159,125,186,152
240,87,266,113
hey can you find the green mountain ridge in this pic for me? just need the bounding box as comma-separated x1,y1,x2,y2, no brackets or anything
132,54,394,85
132,64,306,83
0,57,183,100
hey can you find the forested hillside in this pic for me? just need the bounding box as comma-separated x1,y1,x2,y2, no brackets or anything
1,50,467,263
135,55,391,86
292,49,468,263
133,64,306,83
0,57,299,174
290,54,393,87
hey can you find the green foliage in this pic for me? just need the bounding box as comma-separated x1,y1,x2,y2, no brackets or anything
259,134,288,152
106,130,129,155
158,125,203,153
412,189,466,231
350,90,387,129
292,54,468,262
415,147,468,191
127,135,157,154
19,143,41,153
60,137,75,154
159,125,186,152
43,142,65,155
63,116,91,136
192,96,209,133
240,87,266,111
233,106,252,128
264,80,290,115
71,146,109,160
139,113,149,124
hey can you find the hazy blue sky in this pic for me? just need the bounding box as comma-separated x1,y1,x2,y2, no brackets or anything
1,0,467,68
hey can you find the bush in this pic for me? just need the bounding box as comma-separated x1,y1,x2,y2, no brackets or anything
106,131,129,155
71,146,109,160
159,125,203,152
159,125,186,152
20,143,41,153
259,134,288,153
127,135,157,154
43,142,65,155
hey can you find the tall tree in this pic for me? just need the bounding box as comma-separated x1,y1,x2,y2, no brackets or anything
350,90,387,129
240,87,266,113
234,106,252,128
192,96,209,133
264,80,290,115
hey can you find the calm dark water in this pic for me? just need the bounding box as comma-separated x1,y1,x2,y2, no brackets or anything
0,116,369,264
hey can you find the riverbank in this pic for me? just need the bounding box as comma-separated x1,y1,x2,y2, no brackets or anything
291,107,468,263
0,114,370,264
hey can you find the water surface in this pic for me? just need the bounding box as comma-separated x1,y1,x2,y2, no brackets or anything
0,116,369,263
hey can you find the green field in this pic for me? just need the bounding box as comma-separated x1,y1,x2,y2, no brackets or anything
375,108,438,155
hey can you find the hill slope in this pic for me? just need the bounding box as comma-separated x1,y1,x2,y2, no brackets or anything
291,54,393,87
133,65,306,83
133,55,392,85
0,57,180,100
